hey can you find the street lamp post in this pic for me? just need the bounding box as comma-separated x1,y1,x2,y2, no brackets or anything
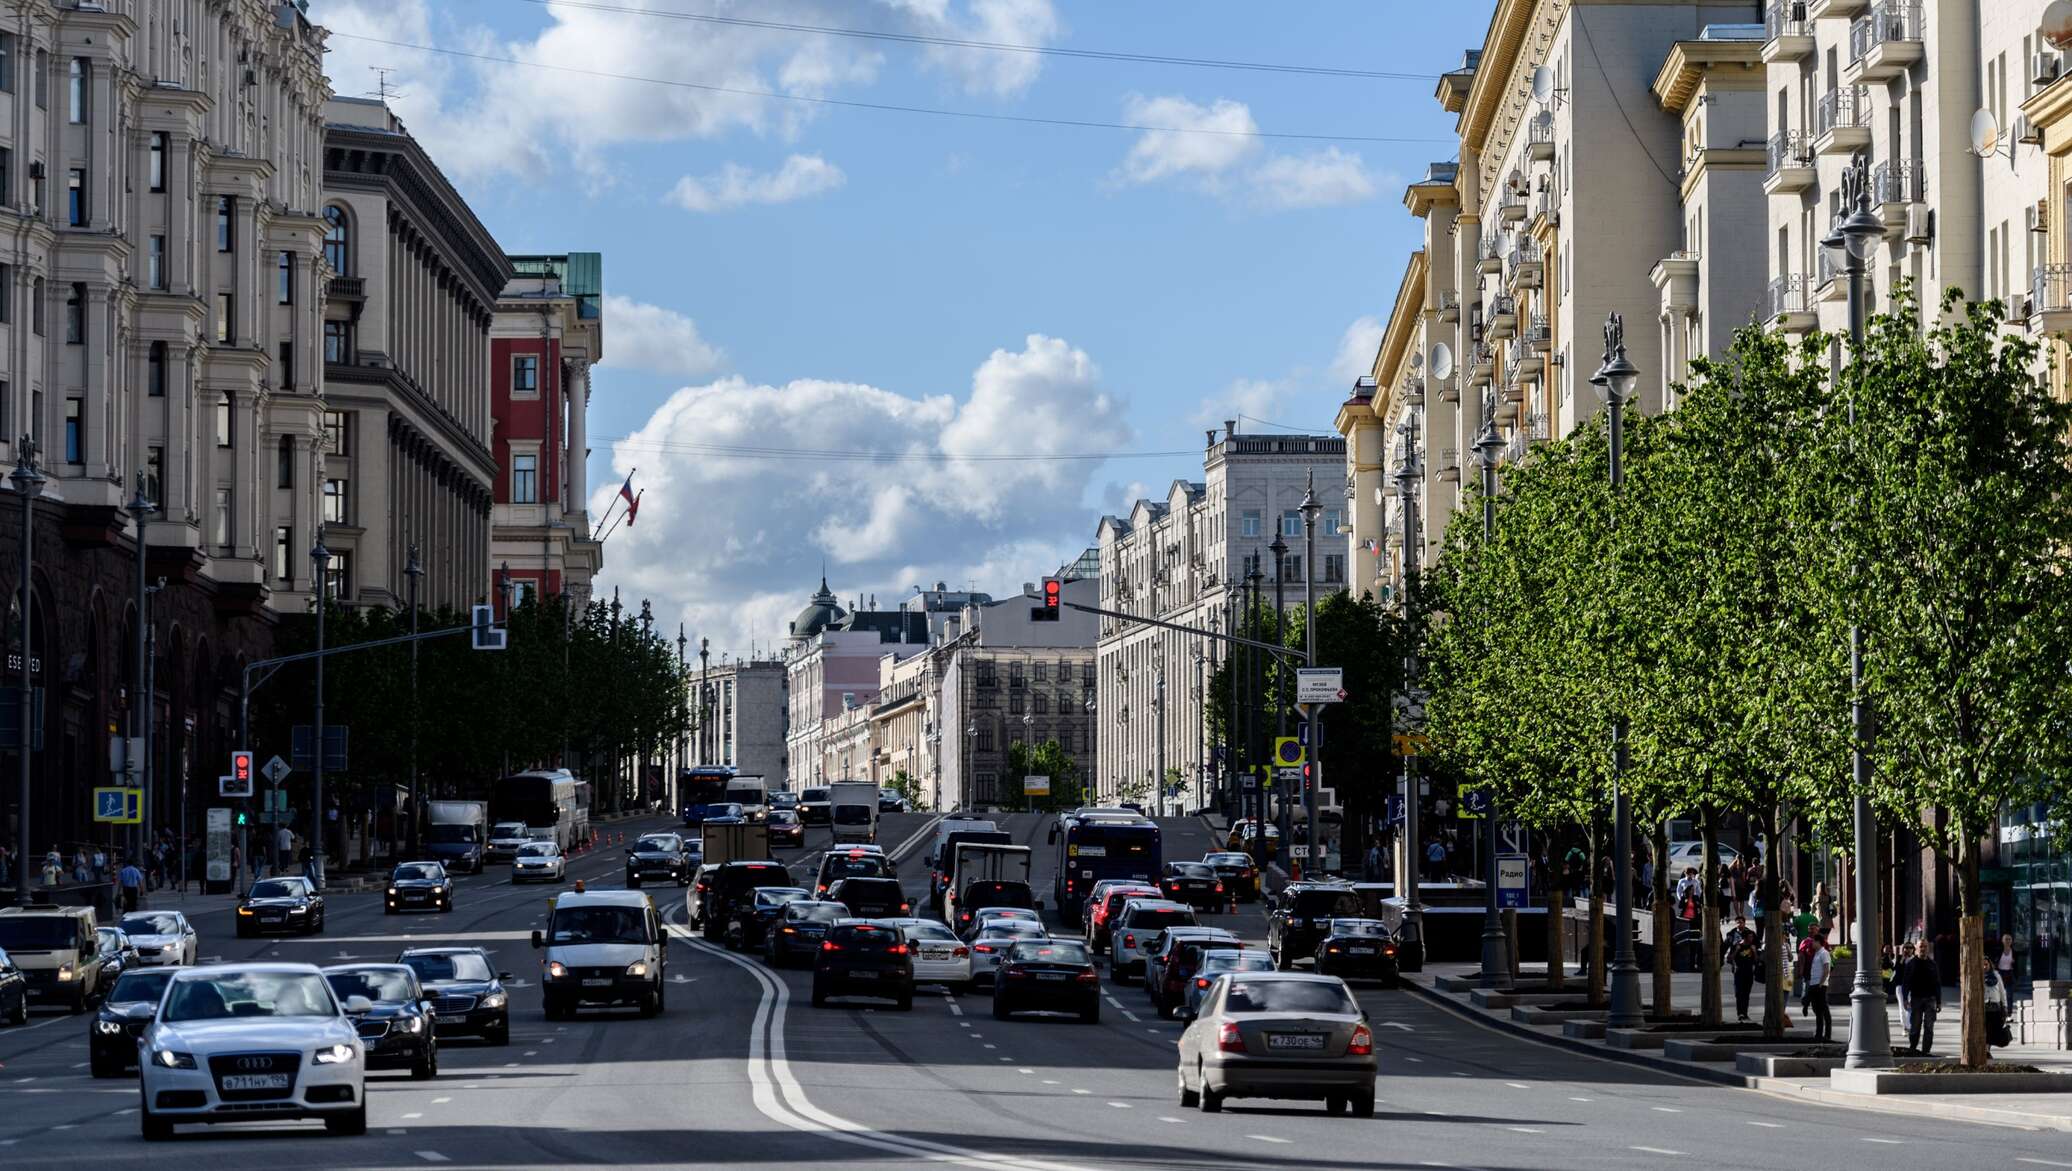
309,525,331,888
1152,664,1165,815
128,473,156,865
676,627,688,812
1244,563,1264,874
1824,159,1892,1070
1268,533,1288,844
1590,312,1644,1030
1193,643,1206,814
11,438,44,904
1474,407,1511,987
404,543,422,856
1299,474,1322,877
1393,415,1423,945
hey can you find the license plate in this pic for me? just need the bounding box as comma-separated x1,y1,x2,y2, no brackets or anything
1350,947,1376,955
848,970,878,980
1036,973,1069,981
221,1073,290,1091
922,949,951,960
1267,1033,1326,1051
581,978,611,987
406,894,426,901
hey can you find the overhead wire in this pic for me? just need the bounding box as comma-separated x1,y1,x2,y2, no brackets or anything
598,436,1198,463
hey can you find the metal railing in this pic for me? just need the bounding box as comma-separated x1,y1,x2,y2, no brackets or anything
1508,237,1541,271
2034,263,2072,314
1489,293,1516,319
1815,86,1869,138
1523,411,1550,441
1766,0,1810,40
1471,342,1496,369
1439,447,1460,471
1766,273,1810,317
1870,158,1923,204
1849,2,1921,62
1765,129,1811,177
1479,232,1504,263
1524,314,1551,346
1527,117,1554,149
1439,289,1460,314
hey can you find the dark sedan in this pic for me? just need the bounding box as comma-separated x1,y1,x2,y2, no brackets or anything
1311,919,1400,986
992,939,1100,1023
325,964,439,1078
625,833,693,887
386,862,454,914
725,886,811,951
0,948,25,1027
811,920,913,1010
89,967,174,1077
797,787,832,825
236,876,326,936
1158,862,1227,910
767,901,850,967
766,809,806,849
94,927,142,982
827,876,910,918
400,947,511,1045
1202,851,1262,902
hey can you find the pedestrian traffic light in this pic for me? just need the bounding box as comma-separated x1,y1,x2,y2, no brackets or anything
236,810,248,827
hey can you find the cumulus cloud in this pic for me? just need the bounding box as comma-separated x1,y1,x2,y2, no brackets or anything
1330,315,1386,388
591,335,1123,655
667,154,847,213
1111,94,1381,211
601,295,725,378
1249,148,1380,210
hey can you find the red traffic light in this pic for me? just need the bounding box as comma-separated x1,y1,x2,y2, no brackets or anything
231,751,253,782
1043,578,1061,610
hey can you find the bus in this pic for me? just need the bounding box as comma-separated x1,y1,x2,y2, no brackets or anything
680,766,737,826
1048,808,1162,925
491,769,578,851
571,779,594,847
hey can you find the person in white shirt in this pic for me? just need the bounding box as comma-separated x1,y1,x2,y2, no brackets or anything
1805,929,1834,1042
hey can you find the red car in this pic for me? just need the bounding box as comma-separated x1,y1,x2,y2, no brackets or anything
1083,883,1160,955
766,810,805,848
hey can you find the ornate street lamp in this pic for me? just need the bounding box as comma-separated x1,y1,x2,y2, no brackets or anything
1590,311,1642,1029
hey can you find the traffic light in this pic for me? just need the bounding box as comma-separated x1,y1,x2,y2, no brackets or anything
1032,577,1061,621
236,810,248,827
231,750,253,784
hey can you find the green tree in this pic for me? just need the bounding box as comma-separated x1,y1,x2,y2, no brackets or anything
1003,739,1084,812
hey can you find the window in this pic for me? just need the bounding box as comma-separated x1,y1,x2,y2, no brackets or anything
512,580,538,608
1057,726,1073,753
276,435,294,488
323,552,350,601
63,398,81,464
213,487,232,549
511,453,537,503
322,479,349,524
323,319,348,364
1008,662,1025,687
273,526,293,582
0,33,12,93
322,206,347,273
145,447,163,502
1325,508,1342,533
31,277,44,335
0,146,10,206
147,235,165,289
322,411,348,455
0,263,10,323
215,394,232,448
1032,661,1048,682
148,132,166,192
67,58,85,123
975,727,995,753
67,169,84,225
276,251,292,304
1032,692,1048,715
28,166,41,215
147,341,167,397
65,282,84,343
1056,662,1072,683
34,49,48,110
215,196,234,252
512,354,538,395
1324,554,1345,584
1281,509,1302,538
1008,692,1024,715
277,341,293,391
1241,551,1260,577
1279,553,1302,582
1240,510,1261,538
214,293,233,343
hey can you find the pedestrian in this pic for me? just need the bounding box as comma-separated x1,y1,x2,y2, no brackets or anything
71,847,90,884
275,823,294,877
1638,851,1654,909
1984,957,2013,1049
116,856,145,914
1812,881,1836,932
1727,855,1748,905
1725,913,1761,1023
1900,939,1940,1054
1425,837,1446,882
1998,932,2019,985
1363,841,1381,883
1805,928,1834,1042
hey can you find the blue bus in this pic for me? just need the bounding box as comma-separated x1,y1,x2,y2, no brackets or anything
1048,808,1162,925
680,767,737,825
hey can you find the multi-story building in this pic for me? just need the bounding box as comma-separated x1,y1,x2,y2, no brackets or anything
490,254,604,611
868,650,934,796
782,578,931,786
686,657,788,787
0,0,331,849
320,96,507,611
1095,424,1345,811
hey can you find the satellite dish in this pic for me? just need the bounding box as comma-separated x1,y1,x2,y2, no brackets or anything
1408,349,1424,372
1531,65,1555,104
1374,486,1388,507
1533,109,1553,134
2046,0,2072,50
1970,108,2001,157
1430,342,1455,382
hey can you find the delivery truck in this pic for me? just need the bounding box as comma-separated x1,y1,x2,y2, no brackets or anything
828,781,880,845
425,800,488,873
700,820,771,866
942,843,1036,932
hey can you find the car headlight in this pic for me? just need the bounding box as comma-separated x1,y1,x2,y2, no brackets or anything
387,887,399,896
625,962,648,977
312,1043,356,1065
479,991,507,1009
152,1049,197,1069
546,961,568,978
237,907,253,916
96,1019,127,1035
56,965,74,982
287,905,308,915
399,1016,425,1034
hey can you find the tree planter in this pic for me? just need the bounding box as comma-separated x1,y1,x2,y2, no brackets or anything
1830,1068,2072,1096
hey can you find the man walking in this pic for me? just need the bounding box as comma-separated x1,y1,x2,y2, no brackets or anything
1725,914,1761,1023
1804,928,1834,1042
116,855,145,913
1901,940,1941,1055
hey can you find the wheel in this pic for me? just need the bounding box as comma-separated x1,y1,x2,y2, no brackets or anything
1273,948,1291,972
385,905,396,915
1326,1095,1347,1115
638,990,658,1018
1080,1005,1101,1025
441,901,452,914
1351,1091,1376,1118
141,1104,174,1141
70,990,86,1015
542,995,565,1021
1178,1067,1200,1108
411,1041,438,1080
236,924,250,939
324,1105,368,1136
991,997,1009,1020
811,983,828,1008
1199,1065,1223,1114
7,994,24,1026
655,979,667,1014
895,994,913,1012
486,1021,510,1046
955,980,975,997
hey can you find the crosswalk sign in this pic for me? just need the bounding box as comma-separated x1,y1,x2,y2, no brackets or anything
93,787,142,824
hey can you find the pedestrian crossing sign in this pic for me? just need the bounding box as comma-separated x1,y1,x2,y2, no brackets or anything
93,787,142,824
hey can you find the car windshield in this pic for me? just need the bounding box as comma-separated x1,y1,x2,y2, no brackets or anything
832,806,872,825
427,824,477,844
393,864,443,881
549,905,649,944
247,880,304,899
824,855,890,880
1288,890,1356,916
121,913,182,936
98,928,128,951
835,880,902,900
518,843,557,858
1205,853,1251,867
636,836,681,852
1202,952,1275,973
325,969,416,1003
802,789,828,802
1008,940,1089,965
1222,980,1359,1015
1330,920,1389,937
712,804,744,819
1169,863,1215,878
163,971,337,1021
979,922,1045,940
754,888,810,909
789,903,847,924
401,953,494,982
0,916,81,950
768,811,799,825
492,823,528,838
110,969,175,1003
1124,907,1196,931
903,922,959,943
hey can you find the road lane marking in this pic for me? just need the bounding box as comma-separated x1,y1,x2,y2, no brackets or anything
1107,1101,1131,1108
415,1152,451,1163
1158,1116,1183,1123
1072,1088,1091,1095
431,1097,451,1104
1121,1011,1141,1022
1507,1127,1544,1134
1568,1096,1593,1102
1632,1147,1685,1156
1247,1135,1290,1144
1863,1138,1902,1145
2018,1160,2072,1168
1651,1106,1681,1113
1747,1121,1783,1129
1505,1082,1530,1089
1017,1069,1033,1075
1403,1056,1422,1063
525,1050,539,1057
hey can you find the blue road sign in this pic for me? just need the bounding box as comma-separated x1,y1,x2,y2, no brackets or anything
1386,795,1405,827
1497,854,1529,909
1463,789,1492,816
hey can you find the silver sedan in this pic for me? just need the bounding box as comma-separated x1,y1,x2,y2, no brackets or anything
1176,972,1376,1116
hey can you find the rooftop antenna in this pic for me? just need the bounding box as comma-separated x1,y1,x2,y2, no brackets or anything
367,66,405,104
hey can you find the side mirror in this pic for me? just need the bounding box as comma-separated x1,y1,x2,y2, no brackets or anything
342,995,375,1014
531,929,544,949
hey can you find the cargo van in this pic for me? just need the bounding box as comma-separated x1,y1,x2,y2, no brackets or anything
0,904,104,1012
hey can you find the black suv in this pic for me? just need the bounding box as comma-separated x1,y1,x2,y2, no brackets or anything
1311,918,1400,986
1266,882,1363,970
385,862,453,914
766,900,850,967
811,920,914,1010
813,848,895,898
236,876,326,936
324,963,439,1079
625,833,693,887
697,860,796,940
399,946,512,1045
828,877,909,918
797,787,832,825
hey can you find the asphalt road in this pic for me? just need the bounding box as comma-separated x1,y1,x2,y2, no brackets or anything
1,809,2067,1170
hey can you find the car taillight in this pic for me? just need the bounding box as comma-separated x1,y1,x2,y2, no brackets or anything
1005,968,1030,980
1383,944,1397,955
820,940,840,952
960,912,972,923
952,946,969,958
696,881,709,892
1214,883,1224,893
1348,1024,1373,1056
1076,970,1100,984
1217,1022,1246,1053
1195,977,1211,989
973,943,995,954
1123,933,1136,948
899,903,911,914
887,944,908,956
1327,945,1341,954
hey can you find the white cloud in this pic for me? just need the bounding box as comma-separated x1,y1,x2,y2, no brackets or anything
1330,315,1386,389
1248,148,1380,210
601,295,725,378
666,154,847,213
1111,94,1381,211
591,334,1123,655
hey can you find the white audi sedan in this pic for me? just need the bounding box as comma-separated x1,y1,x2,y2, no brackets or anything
118,911,198,967
511,840,568,884
138,964,369,1139
883,918,973,994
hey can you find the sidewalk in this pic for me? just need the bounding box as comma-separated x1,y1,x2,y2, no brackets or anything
1405,959,2072,1131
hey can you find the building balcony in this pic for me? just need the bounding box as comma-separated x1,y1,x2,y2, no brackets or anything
326,275,366,301
1469,343,1496,388
1523,411,1550,444
1846,3,1923,83
1433,370,1459,403
1477,235,1504,275
1766,274,1818,333
1808,0,1868,18
1762,2,1815,63
1813,86,1871,155
1526,116,1555,162
1531,190,1560,234
1506,240,1543,290
1870,157,1922,229
1499,196,1528,224
1486,296,1517,339
1438,447,1461,483
2035,264,2072,336
1524,314,1552,352
1438,289,1460,323
1763,130,1816,195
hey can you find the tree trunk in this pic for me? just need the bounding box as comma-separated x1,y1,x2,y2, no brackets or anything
1761,802,1788,1040
1546,878,1566,991
1588,824,1607,1007
1699,807,1722,1028
1652,818,1673,1020
1956,840,1988,1068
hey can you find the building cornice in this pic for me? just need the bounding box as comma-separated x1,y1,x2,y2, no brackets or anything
324,123,512,309
1653,39,1764,113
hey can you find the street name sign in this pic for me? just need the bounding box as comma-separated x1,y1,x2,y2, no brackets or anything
1295,668,1345,704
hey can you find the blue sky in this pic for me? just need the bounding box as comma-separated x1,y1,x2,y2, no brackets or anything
309,0,1491,654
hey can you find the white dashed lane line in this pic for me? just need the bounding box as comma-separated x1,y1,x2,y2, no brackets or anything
1248,1135,1290,1144
415,1152,451,1163
1506,1127,1544,1134
1632,1147,1685,1157
1071,1088,1091,1095
1505,1082,1530,1089
1107,1101,1130,1109
1863,1138,1903,1145
1747,1121,1783,1129
1651,1106,1681,1113
1158,1116,1184,1123
431,1097,452,1104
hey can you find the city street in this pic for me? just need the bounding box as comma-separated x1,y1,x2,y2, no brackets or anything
0,812,2065,1169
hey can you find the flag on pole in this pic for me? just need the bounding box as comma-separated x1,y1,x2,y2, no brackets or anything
617,472,637,510
626,489,642,527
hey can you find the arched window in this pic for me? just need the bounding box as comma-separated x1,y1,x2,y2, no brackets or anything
322,206,348,275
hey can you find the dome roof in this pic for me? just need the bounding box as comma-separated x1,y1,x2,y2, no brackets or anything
790,576,846,639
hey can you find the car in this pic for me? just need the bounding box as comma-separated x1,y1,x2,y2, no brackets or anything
766,900,850,967
236,876,326,937
1311,918,1401,986
703,802,746,824
1226,818,1281,854
486,821,533,862
323,964,439,1079
797,787,832,825
967,920,1047,987
533,889,669,1019
386,861,454,913
814,847,896,899
1266,883,1364,970
768,791,800,813
1145,927,1242,1018
1201,852,1262,902
884,918,971,994
992,938,1100,1022
1177,972,1375,1116
625,833,693,887
724,886,811,951
0,904,105,1011
138,963,370,1139
1182,949,1277,1020
827,876,910,918
1665,840,1752,871
96,926,143,982
511,840,568,884
964,905,1042,941
694,860,796,940
1107,898,1198,984
1084,882,1160,955
766,809,806,848
90,966,177,1077
811,920,914,1010
877,789,909,813
1157,861,1227,910
0,948,27,1026
398,947,511,1045
117,911,197,967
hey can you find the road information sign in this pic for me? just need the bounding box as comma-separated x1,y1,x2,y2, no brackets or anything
262,754,292,785
1497,854,1529,909
93,787,142,824
1295,667,1345,704
1272,737,1305,767
1023,775,1050,796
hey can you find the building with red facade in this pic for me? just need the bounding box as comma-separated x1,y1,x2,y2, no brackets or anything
490,254,604,612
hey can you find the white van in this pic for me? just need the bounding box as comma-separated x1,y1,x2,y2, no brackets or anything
725,776,770,824
0,904,104,1012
